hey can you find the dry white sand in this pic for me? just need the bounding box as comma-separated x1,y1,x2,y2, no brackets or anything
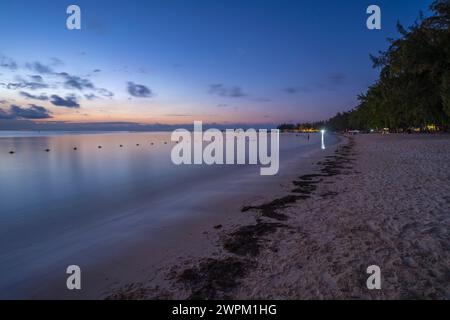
106,134,450,300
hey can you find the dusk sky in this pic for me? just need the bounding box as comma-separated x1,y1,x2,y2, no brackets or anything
0,0,432,129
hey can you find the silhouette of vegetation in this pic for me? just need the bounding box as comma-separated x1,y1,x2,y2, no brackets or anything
280,1,449,132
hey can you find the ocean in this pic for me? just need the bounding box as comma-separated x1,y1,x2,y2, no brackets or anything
0,131,338,298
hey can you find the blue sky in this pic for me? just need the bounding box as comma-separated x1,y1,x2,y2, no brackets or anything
0,0,433,129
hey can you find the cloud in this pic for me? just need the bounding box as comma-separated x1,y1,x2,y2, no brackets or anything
55,71,114,97
62,74,95,90
96,88,114,98
283,73,346,94
0,108,14,119
84,93,98,100
327,72,346,85
29,75,43,82
5,81,49,90
50,95,80,108
208,84,247,98
283,86,310,94
127,81,153,98
26,61,54,74
2,56,115,101
0,55,18,70
19,91,49,101
0,104,53,119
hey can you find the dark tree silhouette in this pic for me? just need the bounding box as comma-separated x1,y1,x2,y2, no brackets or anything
282,1,450,133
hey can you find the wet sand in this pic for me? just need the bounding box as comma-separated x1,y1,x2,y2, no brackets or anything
105,134,450,300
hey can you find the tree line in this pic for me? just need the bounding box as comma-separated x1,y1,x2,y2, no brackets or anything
280,0,449,133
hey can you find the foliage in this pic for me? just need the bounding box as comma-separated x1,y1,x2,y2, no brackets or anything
286,1,450,132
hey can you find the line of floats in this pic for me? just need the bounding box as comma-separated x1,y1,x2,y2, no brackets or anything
6,141,176,154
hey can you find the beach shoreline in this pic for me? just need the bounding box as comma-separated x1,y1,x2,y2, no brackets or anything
12,133,343,299
104,133,450,300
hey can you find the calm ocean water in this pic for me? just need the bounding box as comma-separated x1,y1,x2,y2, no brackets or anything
0,131,337,297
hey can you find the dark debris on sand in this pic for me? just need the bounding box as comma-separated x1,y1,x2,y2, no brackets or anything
223,221,286,257
170,137,357,300
176,257,256,300
106,136,357,300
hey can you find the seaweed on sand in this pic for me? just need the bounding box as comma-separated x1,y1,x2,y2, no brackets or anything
241,195,304,221
223,221,286,256
177,257,256,300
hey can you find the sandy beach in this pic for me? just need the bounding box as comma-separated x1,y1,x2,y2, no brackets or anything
105,134,450,300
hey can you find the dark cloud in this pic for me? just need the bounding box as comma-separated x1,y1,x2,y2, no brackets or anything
0,108,14,119
0,104,53,119
54,72,114,97
127,81,153,98
26,61,54,74
84,93,98,101
6,81,49,90
50,95,80,108
313,72,347,90
283,74,346,94
19,91,49,101
29,75,43,82
62,74,95,90
2,56,114,101
208,84,247,98
0,55,18,70
328,72,346,85
96,88,114,98
283,86,310,94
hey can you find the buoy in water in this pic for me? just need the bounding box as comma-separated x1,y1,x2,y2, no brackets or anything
73,147,77,150
45,149,50,152
120,145,123,147
9,150,15,154
98,146,102,149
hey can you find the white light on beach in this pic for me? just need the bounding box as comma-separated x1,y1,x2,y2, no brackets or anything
321,130,326,150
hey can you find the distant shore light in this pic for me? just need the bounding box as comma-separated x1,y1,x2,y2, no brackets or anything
321,129,326,150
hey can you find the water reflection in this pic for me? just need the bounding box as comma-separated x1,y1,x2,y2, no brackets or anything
321,130,326,150
0,131,337,297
